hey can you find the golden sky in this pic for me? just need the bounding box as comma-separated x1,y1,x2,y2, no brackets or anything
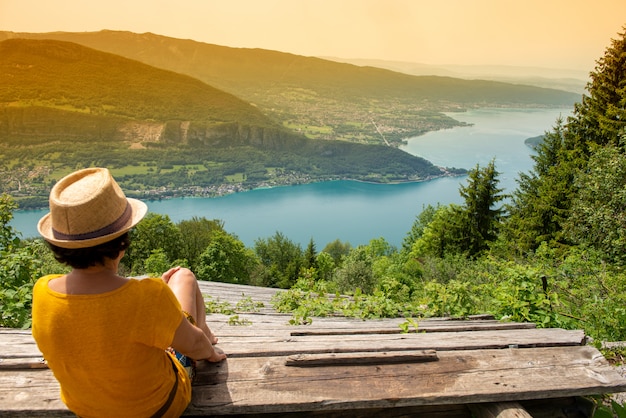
1,0,624,71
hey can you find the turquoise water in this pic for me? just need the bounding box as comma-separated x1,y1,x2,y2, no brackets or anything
10,107,571,248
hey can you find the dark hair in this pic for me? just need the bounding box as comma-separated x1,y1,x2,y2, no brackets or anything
46,233,131,269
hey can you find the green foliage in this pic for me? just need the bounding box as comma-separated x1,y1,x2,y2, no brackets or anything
177,217,225,271
0,195,37,328
333,245,376,294
409,204,461,258
314,252,336,282
227,315,252,326
504,120,571,254
457,159,505,256
564,146,626,265
143,249,171,277
204,296,235,315
412,161,505,259
196,230,258,284
254,232,303,288
422,280,476,318
506,27,626,255
588,396,626,418
568,27,626,148
124,213,184,274
321,239,352,266
402,204,439,254
489,262,563,326
398,317,420,334
235,296,265,313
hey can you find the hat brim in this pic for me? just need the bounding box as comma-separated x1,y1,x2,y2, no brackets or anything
37,198,148,249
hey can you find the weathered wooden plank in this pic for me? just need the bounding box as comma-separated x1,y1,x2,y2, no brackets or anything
0,369,73,416
469,401,533,418
0,357,47,370
285,350,438,367
2,346,622,416
184,345,626,415
0,327,585,363
289,321,536,336
213,328,585,358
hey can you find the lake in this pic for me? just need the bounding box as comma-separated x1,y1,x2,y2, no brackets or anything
10,107,572,249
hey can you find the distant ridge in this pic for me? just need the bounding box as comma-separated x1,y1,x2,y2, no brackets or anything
321,57,589,94
0,30,581,104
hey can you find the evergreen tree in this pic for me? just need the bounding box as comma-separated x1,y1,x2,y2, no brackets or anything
564,145,626,265
410,162,504,259
505,121,574,253
505,27,626,253
457,159,505,256
254,232,303,288
567,26,626,150
304,238,317,270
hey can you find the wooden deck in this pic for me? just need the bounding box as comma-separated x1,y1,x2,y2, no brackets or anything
1,280,626,417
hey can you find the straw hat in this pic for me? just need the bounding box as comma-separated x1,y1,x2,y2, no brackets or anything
37,168,148,249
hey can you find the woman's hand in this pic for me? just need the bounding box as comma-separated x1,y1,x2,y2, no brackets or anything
206,346,227,363
161,266,182,284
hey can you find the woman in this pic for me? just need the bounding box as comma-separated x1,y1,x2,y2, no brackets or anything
32,167,226,417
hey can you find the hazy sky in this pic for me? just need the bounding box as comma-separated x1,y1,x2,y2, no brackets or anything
1,0,624,71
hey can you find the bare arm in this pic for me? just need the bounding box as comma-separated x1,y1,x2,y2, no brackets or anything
170,313,226,362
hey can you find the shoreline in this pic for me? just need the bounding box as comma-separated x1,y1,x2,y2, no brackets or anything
13,171,468,212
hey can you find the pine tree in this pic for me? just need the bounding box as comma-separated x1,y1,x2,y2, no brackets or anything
457,159,505,256
504,27,626,253
567,26,626,149
505,120,574,252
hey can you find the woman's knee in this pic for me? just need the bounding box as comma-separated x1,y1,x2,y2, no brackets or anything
168,268,198,288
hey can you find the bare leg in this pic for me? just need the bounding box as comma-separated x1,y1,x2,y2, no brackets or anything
166,268,218,344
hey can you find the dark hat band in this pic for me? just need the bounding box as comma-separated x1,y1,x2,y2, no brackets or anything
52,202,132,241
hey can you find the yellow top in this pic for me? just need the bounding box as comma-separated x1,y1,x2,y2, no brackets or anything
32,275,191,417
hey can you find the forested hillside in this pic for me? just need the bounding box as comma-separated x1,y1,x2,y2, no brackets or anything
0,38,455,208
0,30,580,145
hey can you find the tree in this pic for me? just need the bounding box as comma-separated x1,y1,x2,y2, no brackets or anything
567,26,626,150
196,230,258,284
505,27,626,254
333,245,375,294
303,238,317,270
402,204,438,255
0,195,60,328
314,252,335,282
321,239,351,266
0,194,19,252
457,159,505,256
505,120,572,253
409,204,461,258
564,145,626,265
254,232,303,288
143,248,171,277
124,213,184,274
177,217,225,271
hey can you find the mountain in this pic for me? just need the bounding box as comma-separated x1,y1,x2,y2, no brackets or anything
0,31,581,145
0,38,454,208
321,57,589,94
0,38,276,144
